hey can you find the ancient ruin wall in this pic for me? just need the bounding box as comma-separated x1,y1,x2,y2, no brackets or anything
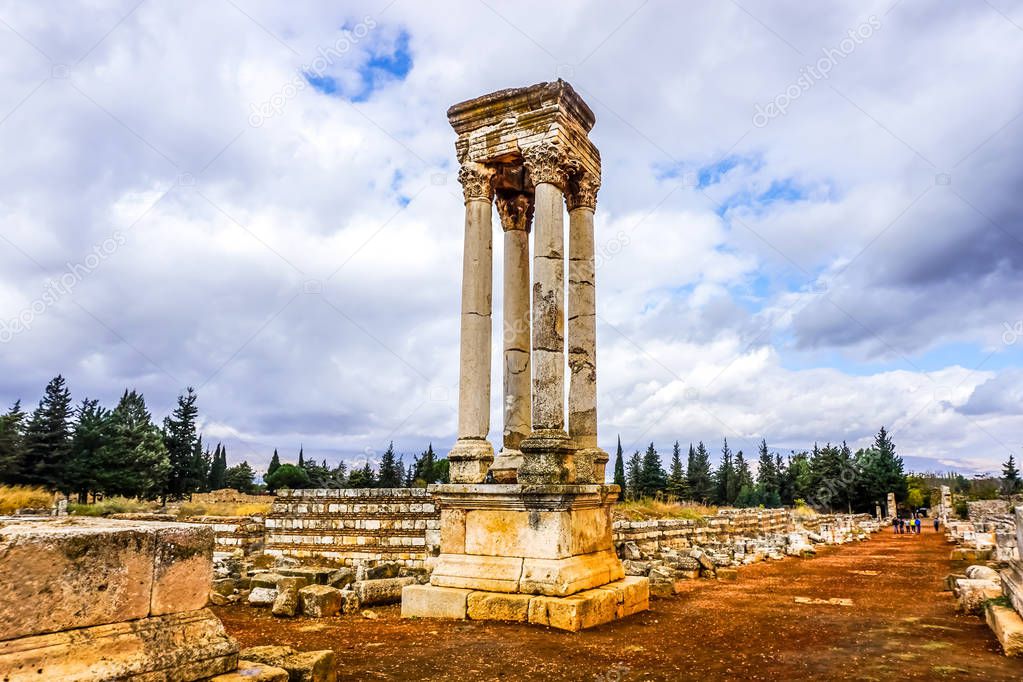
188,516,265,556
263,488,440,569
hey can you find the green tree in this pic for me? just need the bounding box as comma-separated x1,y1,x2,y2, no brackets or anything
348,459,377,488
0,400,27,484
265,463,310,491
208,443,227,490
787,451,814,503
756,439,778,499
224,461,255,493
22,375,73,489
715,438,736,505
687,442,714,503
667,440,686,498
734,450,753,495
625,451,642,500
298,445,305,468
1002,454,1022,494
92,390,169,499
267,449,281,477
613,436,626,490
734,484,758,508
639,443,667,497
809,443,848,511
64,398,111,501
852,427,907,511
377,442,403,488
162,387,201,500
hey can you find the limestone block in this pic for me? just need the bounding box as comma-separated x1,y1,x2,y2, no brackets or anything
340,591,361,615
328,568,355,589
597,577,649,618
249,587,278,607
272,587,299,617
240,646,336,682
519,548,623,596
0,609,237,682
464,509,570,558
0,520,158,640
151,525,214,615
209,660,290,682
299,585,343,617
431,553,524,593
278,576,310,592
353,577,417,606
440,508,467,554
251,572,285,588
528,587,619,632
986,604,1023,657
467,592,531,622
965,565,1000,581
717,568,739,581
401,584,469,620
365,562,401,580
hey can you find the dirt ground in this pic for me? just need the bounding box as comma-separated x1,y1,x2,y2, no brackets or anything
215,529,1023,681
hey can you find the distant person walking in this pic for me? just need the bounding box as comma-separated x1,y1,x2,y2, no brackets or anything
934,517,940,532
915,517,921,534
893,517,900,534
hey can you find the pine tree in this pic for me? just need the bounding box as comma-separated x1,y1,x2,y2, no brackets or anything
1003,454,1022,494
348,459,376,488
775,453,791,505
224,461,255,493
93,390,169,499
268,449,281,476
851,427,907,511
22,375,73,489
612,436,626,490
0,400,27,484
64,398,111,502
715,438,736,505
734,450,753,493
378,442,402,488
190,435,209,494
298,445,305,468
625,451,642,500
413,444,438,485
756,439,778,498
667,440,686,498
639,443,667,498
687,442,714,503
809,442,846,511
162,387,200,500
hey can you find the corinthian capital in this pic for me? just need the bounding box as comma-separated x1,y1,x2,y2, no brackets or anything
566,170,600,211
458,162,495,202
522,142,570,189
495,191,534,232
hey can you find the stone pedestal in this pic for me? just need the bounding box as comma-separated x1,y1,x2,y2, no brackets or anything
403,483,647,630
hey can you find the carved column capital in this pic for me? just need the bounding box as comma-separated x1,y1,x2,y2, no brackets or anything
495,191,534,232
566,170,600,211
523,142,570,190
458,162,495,202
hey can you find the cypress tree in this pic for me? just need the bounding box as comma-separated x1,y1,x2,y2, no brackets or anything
0,400,27,484
756,439,777,497
268,449,281,476
687,442,714,503
625,451,642,500
208,443,227,490
715,438,736,505
22,375,73,489
612,436,626,490
298,445,304,468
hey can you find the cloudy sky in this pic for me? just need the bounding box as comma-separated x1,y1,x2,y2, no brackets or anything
1,0,1021,477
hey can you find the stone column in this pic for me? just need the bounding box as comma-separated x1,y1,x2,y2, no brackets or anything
490,190,533,483
566,170,605,484
518,142,577,484
887,492,897,520
448,162,496,484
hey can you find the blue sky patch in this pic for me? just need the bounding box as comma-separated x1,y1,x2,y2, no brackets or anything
304,28,412,102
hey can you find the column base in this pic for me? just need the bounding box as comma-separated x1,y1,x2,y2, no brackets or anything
519,429,578,484
448,438,495,484
489,448,524,483
401,577,649,632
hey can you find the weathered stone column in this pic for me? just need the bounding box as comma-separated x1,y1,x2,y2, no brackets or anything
448,162,496,484
490,190,533,483
566,170,605,484
519,143,577,484
886,491,897,520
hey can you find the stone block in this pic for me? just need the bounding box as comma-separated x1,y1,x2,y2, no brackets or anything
209,660,290,682
0,609,237,682
597,577,649,617
955,578,1002,614
151,525,214,616
401,584,469,620
272,587,299,617
965,565,1000,581
0,519,213,641
240,646,336,682
467,592,531,622
986,604,1023,657
431,553,524,593
528,587,619,632
249,587,278,607
340,591,361,615
520,548,624,596
353,577,417,606
278,576,310,592
251,572,285,589
300,585,343,617
717,568,739,581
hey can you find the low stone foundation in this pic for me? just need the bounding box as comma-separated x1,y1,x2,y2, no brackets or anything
402,577,648,631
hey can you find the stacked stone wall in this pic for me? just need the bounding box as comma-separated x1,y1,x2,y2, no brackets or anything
189,516,266,555
191,489,276,506
264,488,440,569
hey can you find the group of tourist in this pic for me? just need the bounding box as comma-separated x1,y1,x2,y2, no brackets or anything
892,515,940,534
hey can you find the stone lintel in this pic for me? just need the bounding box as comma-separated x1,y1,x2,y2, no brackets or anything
447,80,600,179
428,483,620,511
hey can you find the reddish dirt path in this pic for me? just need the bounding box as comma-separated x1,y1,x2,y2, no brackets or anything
215,529,1023,681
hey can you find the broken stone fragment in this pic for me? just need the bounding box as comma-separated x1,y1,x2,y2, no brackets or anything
365,562,401,580
353,577,417,606
248,587,278,607
208,659,289,682
327,568,355,589
272,587,299,618
240,646,337,682
965,565,1000,581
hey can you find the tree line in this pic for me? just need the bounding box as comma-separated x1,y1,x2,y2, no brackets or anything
612,427,907,512
0,375,451,500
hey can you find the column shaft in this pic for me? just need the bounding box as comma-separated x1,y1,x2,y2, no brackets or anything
530,181,567,432
568,205,598,449
502,224,531,451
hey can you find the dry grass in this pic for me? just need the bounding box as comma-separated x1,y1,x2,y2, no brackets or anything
792,502,819,521
0,485,54,514
176,501,271,518
615,497,718,522
68,497,159,517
